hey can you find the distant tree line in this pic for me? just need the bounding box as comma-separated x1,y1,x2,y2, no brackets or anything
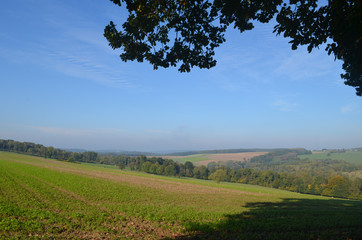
249,148,312,164
121,156,210,180
0,139,98,163
0,139,360,200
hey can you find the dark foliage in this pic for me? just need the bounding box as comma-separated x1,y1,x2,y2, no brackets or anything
105,0,362,96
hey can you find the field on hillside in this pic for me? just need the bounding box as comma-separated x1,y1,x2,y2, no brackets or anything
1,152,362,239
162,152,268,165
299,151,362,165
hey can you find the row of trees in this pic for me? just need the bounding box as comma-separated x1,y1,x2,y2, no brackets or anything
207,167,361,200
0,139,98,163
249,148,312,164
116,155,210,180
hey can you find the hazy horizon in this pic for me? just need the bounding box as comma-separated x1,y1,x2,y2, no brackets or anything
2,138,361,154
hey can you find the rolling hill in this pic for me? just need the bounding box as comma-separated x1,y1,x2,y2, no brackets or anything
1,152,361,239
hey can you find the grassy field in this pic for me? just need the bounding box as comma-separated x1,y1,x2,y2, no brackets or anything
299,151,362,165
1,152,361,239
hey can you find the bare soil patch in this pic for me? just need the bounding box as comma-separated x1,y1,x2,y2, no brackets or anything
196,152,268,166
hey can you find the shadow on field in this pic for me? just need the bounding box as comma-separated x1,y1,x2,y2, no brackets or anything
168,198,362,240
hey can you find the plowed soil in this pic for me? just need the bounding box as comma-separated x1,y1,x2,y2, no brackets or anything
195,152,268,166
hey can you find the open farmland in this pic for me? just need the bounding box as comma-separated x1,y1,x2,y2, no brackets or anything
162,152,268,166
195,152,268,166
1,152,362,239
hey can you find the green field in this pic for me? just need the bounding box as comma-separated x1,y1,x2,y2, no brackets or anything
299,151,362,165
1,152,361,239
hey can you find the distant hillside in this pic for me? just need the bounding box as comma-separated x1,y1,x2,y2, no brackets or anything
98,150,159,156
166,148,311,156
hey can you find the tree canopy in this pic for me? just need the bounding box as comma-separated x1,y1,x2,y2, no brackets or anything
104,0,361,96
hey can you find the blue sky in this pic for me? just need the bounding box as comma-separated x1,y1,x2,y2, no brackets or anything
1,0,361,152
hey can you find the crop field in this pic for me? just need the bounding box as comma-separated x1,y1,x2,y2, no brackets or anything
1,152,362,239
163,152,268,165
195,152,268,166
299,151,362,165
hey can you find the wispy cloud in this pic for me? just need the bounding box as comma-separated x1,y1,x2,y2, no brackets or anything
272,99,299,112
0,37,134,89
207,51,264,93
273,50,339,82
341,104,354,113
44,48,134,88
0,0,136,89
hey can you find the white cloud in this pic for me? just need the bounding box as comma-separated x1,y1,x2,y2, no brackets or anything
341,104,354,113
272,99,299,112
44,48,134,88
340,102,362,114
